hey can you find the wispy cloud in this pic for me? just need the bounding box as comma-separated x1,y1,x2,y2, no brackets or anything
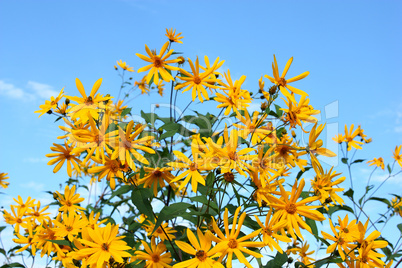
0,80,58,101
19,181,46,192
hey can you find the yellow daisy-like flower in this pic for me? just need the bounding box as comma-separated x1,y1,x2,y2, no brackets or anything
88,154,125,190
165,28,183,44
135,238,172,268
111,121,155,169
53,211,87,241
116,59,135,72
74,223,132,268
55,185,85,214
66,78,111,123
136,41,180,84
0,172,10,189
265,54,309,96
135,76,150,95
174,228,224,268
209,206,265,268
264,178,326,239
344,124,364,151
175,56,220,102
46,140,82,178
137,167,175,196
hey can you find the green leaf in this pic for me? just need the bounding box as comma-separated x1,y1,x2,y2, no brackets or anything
151,202,192,235
47,239,71,247
190,196,218,211
54,116,62,123
351,159,365,164
131,187,154,220
294,261,306,268
387,164,392,174
367,197,391,207
341,158,348,164
343,188,354,199
305,217,318,238
110,185,132,199
264,251,288,267
397,223,402,235
0,226,6,233
296,167,311,180
121,107,132,117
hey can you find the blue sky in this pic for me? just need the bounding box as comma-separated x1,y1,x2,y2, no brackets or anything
1,0,402,266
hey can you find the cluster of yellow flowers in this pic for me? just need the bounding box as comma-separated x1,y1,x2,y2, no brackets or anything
2,28,400,268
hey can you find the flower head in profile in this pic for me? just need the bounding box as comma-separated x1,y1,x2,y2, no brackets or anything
344,124,364,151
392,145,402,168
116,59,135,72
35,88,65,117
135,76,150,95
265,55,309,96
136,41,180,84
367,157,384,170
0,172,9,189
165,28,183,44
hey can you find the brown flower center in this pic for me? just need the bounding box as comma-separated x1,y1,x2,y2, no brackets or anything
101,243,109,251
228,239,238,249
152,254,160,262
224,172,235,182
154,57,162,68
66,225,73,232
278,78,287,87
196,250,207,261
153,170,162,177
194,76,202,85
189,162,198,171
285,203,297,214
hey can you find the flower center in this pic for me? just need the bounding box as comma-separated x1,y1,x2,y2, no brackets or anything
66,225,73,232
278,78,287,87
153,170,162,177
154,57,162,68
228,239,238,249
101,243,109,251
85,96,94,105
343,228,349,233
194,76,202,85
152,254,160,263
224,172,235,182
228,151,238,161
196,250,207,261
285,203,297,214
189,162,198,171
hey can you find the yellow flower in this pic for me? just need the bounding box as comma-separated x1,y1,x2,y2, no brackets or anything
233,109,272,145
46,141,82,177
53,211,87,241
321,218,355,260
296,242,315,265
135,237,172,268
344,124,364,151
143,218,177,241
311,164,345,207
264,178,326,239
156,80,165,96
367,157,384,170
208,206,264,268
35,87,64,117
135,76,150,94
66,78,111,123
391,197,402,217
215,70,252,115
168,139,207,193
281,94,320,130
111,121,155,169
136,41,180,84
137,167,175,196
254,208,291,253
116,59,135,72
3,206,28,233
88,154,125,190
265,54,309,96
392,145,402,168
165,28,183,44
175,56,220,102
74,223,131,268
174,228,224,268
333,133,345,144
13,224,38,256
55,185,85,214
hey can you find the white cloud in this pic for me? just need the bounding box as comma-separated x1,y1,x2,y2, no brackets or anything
0,80,58,101
19,181,46,192
0,80,34,100
27,81,59,99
